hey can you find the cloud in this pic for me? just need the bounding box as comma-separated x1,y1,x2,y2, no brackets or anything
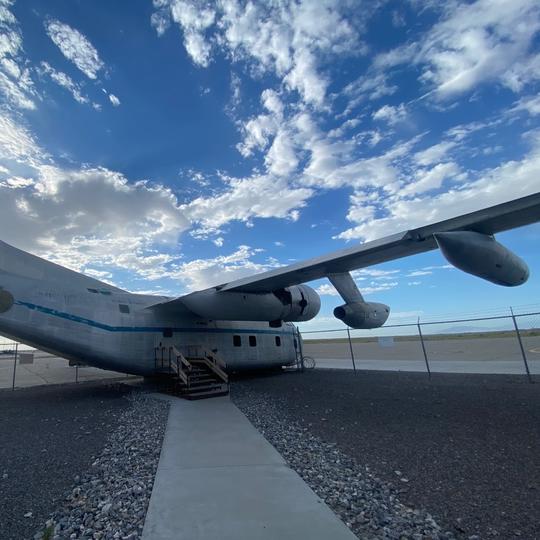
344,72,398,105
401,161,461,196
169,245,273,292
407,270,432,277
375,0,540,99
0,111,190,281
0,2,37,109
413,141,456,166
152,0,364,108
372,103,407,125
316,281,399,297
0,113,46,166
46,20,104,79
511,95,540,117
337,132,540,241
39,61,90,104
108,93,121,106
183,173,313,231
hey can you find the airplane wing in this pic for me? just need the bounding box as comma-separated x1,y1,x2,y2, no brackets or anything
215,193,540,293
150,193,540,313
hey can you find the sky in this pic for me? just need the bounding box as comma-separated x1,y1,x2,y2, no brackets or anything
0,0,539,332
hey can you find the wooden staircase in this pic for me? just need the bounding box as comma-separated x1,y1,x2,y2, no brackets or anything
154,346,229,400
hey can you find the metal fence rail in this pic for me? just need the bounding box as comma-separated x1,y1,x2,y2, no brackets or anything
300,309,540,382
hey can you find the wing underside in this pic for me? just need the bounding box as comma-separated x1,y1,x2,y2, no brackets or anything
150,193,540,314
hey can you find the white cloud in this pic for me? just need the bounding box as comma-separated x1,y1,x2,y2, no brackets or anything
46,20,104,79
372,103,407,125
0,113,45,166
183,174,313,230
0,111,190,280
342,72,398,110
511,95,540,117
401,161,461,196
337,133,540,241
414,141,456,166
152,0,362,108
169,245,272,292
316,281,399,297
375,0,540,99
0,3,37,109
108,93,121,106
39,62,89,104
408,270,432,277
265,130,298,176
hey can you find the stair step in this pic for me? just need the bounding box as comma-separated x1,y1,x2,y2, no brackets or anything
184,390,229,400
187,382,224,391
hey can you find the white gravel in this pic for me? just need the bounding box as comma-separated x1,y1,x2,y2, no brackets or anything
233,386,456,540
34,393,169,540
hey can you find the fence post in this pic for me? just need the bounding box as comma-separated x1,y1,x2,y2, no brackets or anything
417,318,431,379
510,307,532,383
346,327,357,373
75,364,79,384
11,343,18,390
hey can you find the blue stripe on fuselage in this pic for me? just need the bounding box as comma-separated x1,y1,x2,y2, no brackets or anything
14,300,295,335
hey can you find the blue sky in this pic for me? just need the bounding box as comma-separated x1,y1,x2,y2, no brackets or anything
0,0,539,330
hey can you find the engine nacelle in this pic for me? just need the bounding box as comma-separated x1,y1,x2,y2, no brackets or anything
434,231,529,286
181,284,320,323
333,301,390,329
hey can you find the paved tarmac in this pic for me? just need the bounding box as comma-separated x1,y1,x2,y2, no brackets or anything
314,358,539,374
142,395,356,540
304,335,540,375
0,353,132,389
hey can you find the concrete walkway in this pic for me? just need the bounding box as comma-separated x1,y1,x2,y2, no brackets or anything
142,396,355,540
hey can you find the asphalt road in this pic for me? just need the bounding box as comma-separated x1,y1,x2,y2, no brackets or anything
0,381,133,540
233,370,540,539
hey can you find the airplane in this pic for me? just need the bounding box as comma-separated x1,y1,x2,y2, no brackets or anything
0,193,538,379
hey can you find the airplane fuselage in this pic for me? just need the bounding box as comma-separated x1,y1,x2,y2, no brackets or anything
0,243,300,374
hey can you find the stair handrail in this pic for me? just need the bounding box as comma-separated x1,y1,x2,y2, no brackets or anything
171,346,191,386
199,347,228,383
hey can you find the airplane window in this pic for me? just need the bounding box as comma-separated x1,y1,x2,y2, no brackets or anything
233,335,242,347
119,304,130,314
249,335,257,347
275,336,281,347
87,288,98,293
100,290,112,295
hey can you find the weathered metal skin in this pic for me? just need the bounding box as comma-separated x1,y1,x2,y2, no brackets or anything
333,301,390,329
0,241,299,375
434,231,529,286
181,284,320,323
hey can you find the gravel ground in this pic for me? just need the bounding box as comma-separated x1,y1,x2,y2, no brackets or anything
234,385,452,540
0,381,133,540
231,370,540,540
34,393,169,540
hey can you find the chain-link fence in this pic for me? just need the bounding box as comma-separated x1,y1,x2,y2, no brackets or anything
0,341,135,390
300,309,540,381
